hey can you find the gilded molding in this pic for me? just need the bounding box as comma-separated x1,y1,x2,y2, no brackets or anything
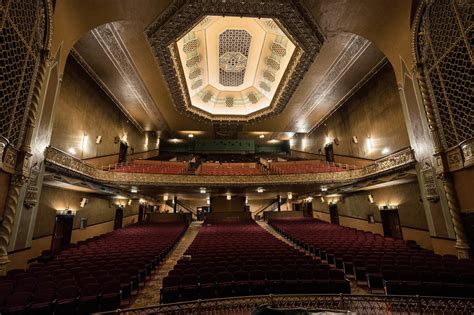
44,146,416,187
461,138,473,168
145,0,324,124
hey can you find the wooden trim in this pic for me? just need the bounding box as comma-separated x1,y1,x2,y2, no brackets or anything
430,235,456,241
8,246,32,255
82,148,159,161
31,214,138,240
291,149,376,161
312,210,429,232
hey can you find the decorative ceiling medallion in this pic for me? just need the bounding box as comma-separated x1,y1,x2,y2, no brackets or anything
146,0,324,123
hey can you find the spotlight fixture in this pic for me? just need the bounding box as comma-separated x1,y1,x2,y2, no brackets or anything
79,198,88,208
95,136,102,144
200,187,206,194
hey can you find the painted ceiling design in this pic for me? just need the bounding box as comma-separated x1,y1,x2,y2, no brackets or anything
175,16,296,117
146,0,324,123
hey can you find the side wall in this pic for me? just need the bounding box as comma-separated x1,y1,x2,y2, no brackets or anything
291,63,410,160
50,57,158,163
312,181,457,255
8,185,139,270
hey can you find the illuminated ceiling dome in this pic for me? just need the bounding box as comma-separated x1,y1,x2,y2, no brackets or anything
146,0,324,123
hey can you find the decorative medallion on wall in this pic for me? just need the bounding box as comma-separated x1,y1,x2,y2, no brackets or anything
145,0,324,123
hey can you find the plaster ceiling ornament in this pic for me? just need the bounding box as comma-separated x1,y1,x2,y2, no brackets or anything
146,0,324,124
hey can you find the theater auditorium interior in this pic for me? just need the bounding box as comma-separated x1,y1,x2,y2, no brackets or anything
0,0,473,314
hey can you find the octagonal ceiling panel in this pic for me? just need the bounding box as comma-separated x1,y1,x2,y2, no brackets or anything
146,0,324,124
176,16,296,117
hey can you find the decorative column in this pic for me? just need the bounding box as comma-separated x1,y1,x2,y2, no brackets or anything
415,64,470,258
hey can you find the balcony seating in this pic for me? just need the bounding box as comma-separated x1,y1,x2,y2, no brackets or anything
161,218,350,304
197,162,265,176
0,222,187,314
112,160,188,175
268,217,474,298
269,160,355,174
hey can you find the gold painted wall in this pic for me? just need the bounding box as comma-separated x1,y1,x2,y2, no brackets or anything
33,185,139,238
313,181,429,231
50,57,158,163
291,64,410,160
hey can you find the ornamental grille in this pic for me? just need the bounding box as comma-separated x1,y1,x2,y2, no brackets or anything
417,0,473,149
219,29,252,87
225,96,234,107
0,0,46,148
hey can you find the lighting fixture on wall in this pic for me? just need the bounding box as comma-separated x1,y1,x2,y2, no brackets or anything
321,186,328,192
378,204,398,210
206,197,210,205
366,136,373,152
79,198,88,208
245,196,248,204
131,186,138,194
226,193,232,200
382,147,390,155
259,134,264,139
163,193,169,201
320,197,325,203
325,136,331,145
200,187,206,194
139,198,146,204
128,199,132,206
287,192,293,200
68,147,76,155
257,187,264,193
352,136,358,144
368,194,374,204
306,196,313,202
188,134,194,138
95,136,102,144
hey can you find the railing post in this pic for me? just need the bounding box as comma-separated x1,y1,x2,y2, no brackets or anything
417,295,422,315
197,299,201,315
339,293,345,310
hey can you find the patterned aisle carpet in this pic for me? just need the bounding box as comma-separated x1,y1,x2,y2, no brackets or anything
257,220,369,295
130,221,203,308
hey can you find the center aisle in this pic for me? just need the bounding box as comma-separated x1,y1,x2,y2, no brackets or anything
131,221,202,307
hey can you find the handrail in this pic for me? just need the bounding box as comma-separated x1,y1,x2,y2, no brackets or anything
94,294,474,314
254,199,280,217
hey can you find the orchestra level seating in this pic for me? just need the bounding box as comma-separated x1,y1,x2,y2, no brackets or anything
268,218,474,298
161,218,350,303
0,222,187,314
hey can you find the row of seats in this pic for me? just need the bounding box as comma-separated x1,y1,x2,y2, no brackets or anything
112,160,188,175
269,218,474,297
161,218,350,304
197,162,265,176
0,222,188,314
269,160,354,174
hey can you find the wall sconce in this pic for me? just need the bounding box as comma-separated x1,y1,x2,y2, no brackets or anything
95,136,102,144
306,196,313,202
128,199,132,206
200,187,206,194
139,198,146,204
352,136,358,144
366,136,373,152
206,197,210,205
57,209,76,215
257,187,264,193
368,194,374,204
79,198,88,208
321,186,328,192
320,196,325,203
131,186,138,194
287,192,293,200
382,147,390,155
226,193,232,200
163,193,169,201
68,147,76,155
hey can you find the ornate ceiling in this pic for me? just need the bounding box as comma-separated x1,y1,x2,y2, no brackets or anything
70,0,386,138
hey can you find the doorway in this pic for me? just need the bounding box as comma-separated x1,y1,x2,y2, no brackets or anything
325,143,334,162
114,208,123,230
50,214,74,255
118,141,128,163
380,209,403,239
329,204,339,225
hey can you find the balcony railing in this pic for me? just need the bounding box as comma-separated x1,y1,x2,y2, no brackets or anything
44,146,416,186
94,294,474,314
